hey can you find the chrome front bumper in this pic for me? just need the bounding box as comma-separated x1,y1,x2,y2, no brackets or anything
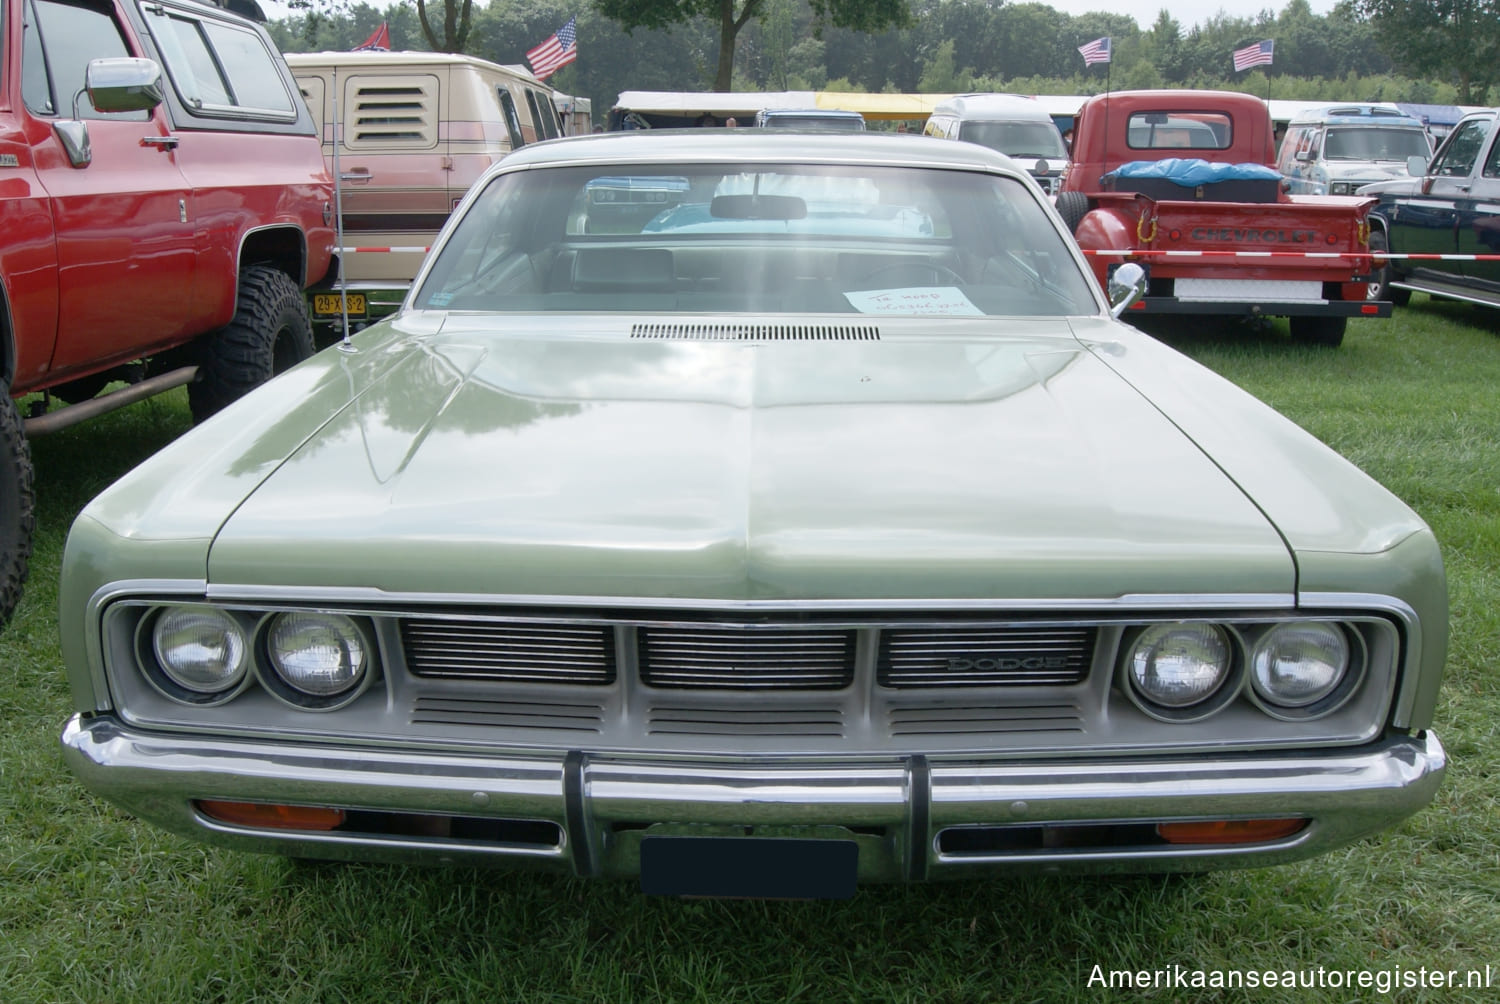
61,714,1445,881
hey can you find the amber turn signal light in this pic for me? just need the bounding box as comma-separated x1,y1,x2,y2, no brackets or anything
197,800,346,831
1156,818,1306,845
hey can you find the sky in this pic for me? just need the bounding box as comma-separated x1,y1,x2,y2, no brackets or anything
1024,0,1338,31
258,1,1342,34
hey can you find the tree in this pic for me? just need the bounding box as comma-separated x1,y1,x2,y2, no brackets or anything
284,0,471,52
594,0,912,91
413,0,473,51
1355,0,1500,102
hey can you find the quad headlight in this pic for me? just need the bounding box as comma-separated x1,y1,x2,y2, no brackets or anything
138,604,375,711
1122,618,1366,723
1126,622,1235,718
150,605,250,698
263,612,371,709
1250,621,1349,709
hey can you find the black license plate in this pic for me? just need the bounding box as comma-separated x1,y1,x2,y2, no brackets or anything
640,836,858,899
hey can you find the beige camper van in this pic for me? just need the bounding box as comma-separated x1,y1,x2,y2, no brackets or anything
287,51,563,333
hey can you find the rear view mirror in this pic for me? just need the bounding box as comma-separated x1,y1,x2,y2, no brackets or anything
86,57,164,114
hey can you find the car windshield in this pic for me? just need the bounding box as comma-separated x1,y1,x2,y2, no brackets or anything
413,161,1096,317
957,121,1068,160
1323,127,1431,161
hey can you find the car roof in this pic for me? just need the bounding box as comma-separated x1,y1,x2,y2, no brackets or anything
1288,104,1425,128
759,109,864,119
501,130,1029,175
931,93,1052,120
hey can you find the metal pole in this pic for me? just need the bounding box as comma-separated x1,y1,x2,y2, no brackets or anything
331,66,354,353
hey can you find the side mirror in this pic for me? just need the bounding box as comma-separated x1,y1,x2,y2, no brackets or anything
85,57,164,115
1108,263,1147,317
1294,149,1312,163
1406,155,1429,177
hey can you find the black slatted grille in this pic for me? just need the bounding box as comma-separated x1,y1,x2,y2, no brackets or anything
878,626,1095,688
402,620,615,685
638,626,856,689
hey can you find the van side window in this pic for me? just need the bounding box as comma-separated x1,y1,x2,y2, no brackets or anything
498,88,526,148
523,89,549,141
141,4,296,119
22,0,147,120
531,89,561,139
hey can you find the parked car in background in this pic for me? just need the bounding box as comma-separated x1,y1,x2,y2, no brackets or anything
0,0,333,627
924,93,1070,195
286,51,562,337
1360,109,1500,308
753,108,865,131
60,132,1446,898
1277,104,1432,195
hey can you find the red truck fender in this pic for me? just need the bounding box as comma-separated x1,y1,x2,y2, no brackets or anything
1071,199,1142,286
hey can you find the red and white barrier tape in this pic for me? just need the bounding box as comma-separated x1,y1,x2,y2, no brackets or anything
1078,249,1500,261
333,245,1500,263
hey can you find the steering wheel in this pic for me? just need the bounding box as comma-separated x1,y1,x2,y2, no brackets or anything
857,262,966,288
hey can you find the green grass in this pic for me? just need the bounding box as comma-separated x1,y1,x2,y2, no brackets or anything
4,300,1499,1003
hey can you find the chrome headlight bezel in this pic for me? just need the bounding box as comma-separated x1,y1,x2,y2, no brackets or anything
1119,618,1373,725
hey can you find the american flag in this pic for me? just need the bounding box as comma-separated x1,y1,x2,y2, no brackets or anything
1232,39,1274,72
1077,37,1111,67
527,16,578,80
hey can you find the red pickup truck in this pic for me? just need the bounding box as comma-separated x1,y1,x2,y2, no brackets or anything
1055,90,1388,347
0,0,334,626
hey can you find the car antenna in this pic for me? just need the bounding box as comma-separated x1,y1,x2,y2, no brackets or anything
331,65,355,354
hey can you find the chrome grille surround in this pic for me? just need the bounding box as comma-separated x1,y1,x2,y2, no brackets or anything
99,596,1405,759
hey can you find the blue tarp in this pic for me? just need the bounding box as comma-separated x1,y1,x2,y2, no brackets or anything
1104,158,1282,186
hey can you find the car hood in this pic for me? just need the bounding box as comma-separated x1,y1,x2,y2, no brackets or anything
205,318,1295,602
1325,161,1412,182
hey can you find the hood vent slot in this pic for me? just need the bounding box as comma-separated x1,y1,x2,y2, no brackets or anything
631,322,880,342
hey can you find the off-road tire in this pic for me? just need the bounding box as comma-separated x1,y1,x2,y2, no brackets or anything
1367,231,1411,306
190,265,314,424
1054,190,1090,233
1289,315,1347,347
0,391,35,629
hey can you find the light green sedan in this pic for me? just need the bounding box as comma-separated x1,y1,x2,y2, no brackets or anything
59,131,1445,899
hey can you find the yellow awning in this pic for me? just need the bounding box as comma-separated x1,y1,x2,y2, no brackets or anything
813,92,955,120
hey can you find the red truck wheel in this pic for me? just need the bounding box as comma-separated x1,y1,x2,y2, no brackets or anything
190,265,316,424
0,391,35,628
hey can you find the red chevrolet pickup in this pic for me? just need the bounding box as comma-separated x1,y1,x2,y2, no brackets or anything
1055,89,1388,347
0,0,334,626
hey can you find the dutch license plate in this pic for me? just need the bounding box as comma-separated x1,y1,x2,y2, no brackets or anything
639,836,858,899
313,292,366,317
